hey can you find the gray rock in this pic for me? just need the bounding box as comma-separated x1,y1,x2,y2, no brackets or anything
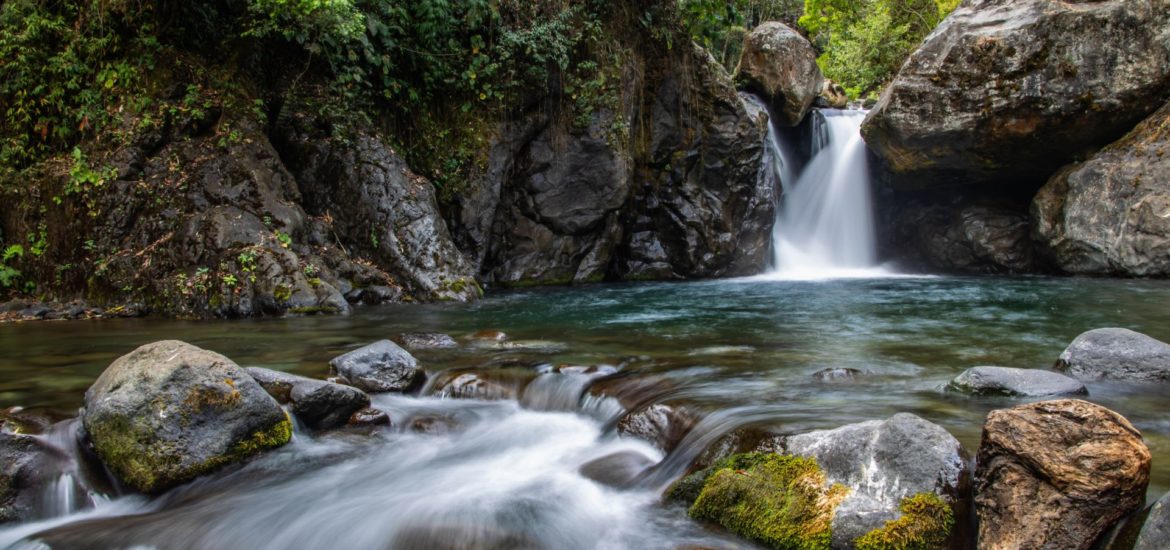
578,450,656,489
948,366,1087,397
615,404,695,453
734,21,823,126
783,413,966,548
81,341,291,493
430,370,533,401
348,407,391,427
329,340,426,393
862,0,1170,190
1033,100,1170,276
0,433,69,523
975,399,1150,550
398,332,459,350
1056,328,1170,382
812,368,862,381
1136,491,1170,550
245,367,370,430
881,196,1036,273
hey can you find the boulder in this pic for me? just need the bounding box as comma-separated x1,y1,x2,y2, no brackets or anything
947,366,1086,397
348,407,391,427
974,399,1150,550
882,196,1037,273
862,0,1170,189
782,413,965,548
1032,100,1170,276
734,22,823,126
81,341,292,493
1055,328,1170,382
615,404,695,453
578,450,656,489
246,367,370,430
1135,491,1170,550
329,340,426,393
1,433,68,523
816,80,849,110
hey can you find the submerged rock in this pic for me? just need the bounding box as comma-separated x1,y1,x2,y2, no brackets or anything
81,341,291,493
974,399,1150,550
862,0,1170,189
615,404,695,453
1136,491,1170,550
246,367,370,430
1033,100,1170,276
734,22,823,126
1055,328,1170,382
579,450,656,489
947,366,1086,397
329,340,426,393
812,368,862,381
0,433,68,523
783,413,965,548
347,407,390,427
398,332,459,350
430,370,533,401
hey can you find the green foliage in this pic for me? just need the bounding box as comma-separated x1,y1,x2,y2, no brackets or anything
0,244,24,288
688,453,849,550
61,146,117,213
680,0,803,69
854,492,954,550
799,0,958,97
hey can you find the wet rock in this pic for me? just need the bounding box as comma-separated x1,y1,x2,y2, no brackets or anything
1136,491,1170,550
815,80,849,110
398,332,458,350
1033,100,1170,276
974,399,1151,550
882,196,1036,273
947,366,1087,397
812,368,862,381
692,426,786,472
348,407,390,427
409,415,459,435
0,407,52,435
329,340,426,393
245,367,369,430
783,413,965,548
734,22,823,126
862,0,1170,190
616,404,695,453
471,329,507,342
579,450,656,488
81,341,292,493
431,370,533,401
1055,328,1170,382
0,433,68,523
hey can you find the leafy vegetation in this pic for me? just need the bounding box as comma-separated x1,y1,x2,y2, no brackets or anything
799,0,958,98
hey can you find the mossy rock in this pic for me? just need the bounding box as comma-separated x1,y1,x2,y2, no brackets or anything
684,452,849,550
82,340,292,493
854,493,954,550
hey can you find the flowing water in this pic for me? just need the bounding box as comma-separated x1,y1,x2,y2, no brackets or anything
2,276,1170,548
764,109,887,280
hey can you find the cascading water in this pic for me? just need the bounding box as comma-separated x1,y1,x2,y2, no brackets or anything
758,106,887,279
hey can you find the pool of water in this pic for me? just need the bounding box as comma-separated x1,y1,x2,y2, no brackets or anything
2,275,1168,547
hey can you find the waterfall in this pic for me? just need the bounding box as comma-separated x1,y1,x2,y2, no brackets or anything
759,107,887,280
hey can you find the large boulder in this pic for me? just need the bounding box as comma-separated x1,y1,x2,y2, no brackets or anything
882,195,1037,273
782,413,965,548
1032,100,1170,276
947,366,1086,397
1055,328,1170,382
329,340,426,393
734,22,823,126
974,399,1151,550
1135,491,1170,550
245,367,370,430
862,0,1170,189
81,341,292,493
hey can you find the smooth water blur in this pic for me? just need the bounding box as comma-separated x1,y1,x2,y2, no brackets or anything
2,276,1170,547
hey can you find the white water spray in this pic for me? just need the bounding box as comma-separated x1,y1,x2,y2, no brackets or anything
761,109,888,280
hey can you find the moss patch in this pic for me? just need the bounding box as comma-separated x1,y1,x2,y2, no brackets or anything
229,412,292,459
687,453,849,550
854,492,954,550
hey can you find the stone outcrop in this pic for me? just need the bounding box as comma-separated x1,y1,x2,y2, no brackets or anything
1055,328,1170,382
81,341,292,493
734,22,823,126
881,195,1037,273
0,433,69,523
1032,100,1170,276
974,399,1150,550
947,366,1086,397
862,0,1170,190
1135,491,1170,550
329,340,426,393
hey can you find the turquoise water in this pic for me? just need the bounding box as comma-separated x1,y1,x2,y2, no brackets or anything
1,275,1168,547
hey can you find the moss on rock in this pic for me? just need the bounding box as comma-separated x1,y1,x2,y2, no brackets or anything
686,453,849,550
854,492,954,550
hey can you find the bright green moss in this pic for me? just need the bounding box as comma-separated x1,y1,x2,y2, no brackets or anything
687,453,849,550
854,492,954,550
